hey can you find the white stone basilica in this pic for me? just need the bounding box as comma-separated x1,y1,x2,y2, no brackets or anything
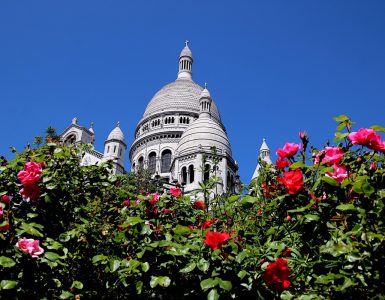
130,42,239,194
59,42,272,192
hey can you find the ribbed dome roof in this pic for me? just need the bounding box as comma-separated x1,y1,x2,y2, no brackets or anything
180,45,193,59
141,79,221,121
107,124,124,141
176,117,231,156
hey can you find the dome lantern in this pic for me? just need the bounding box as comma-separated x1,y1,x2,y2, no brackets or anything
177,40,193,80
199,83,212,118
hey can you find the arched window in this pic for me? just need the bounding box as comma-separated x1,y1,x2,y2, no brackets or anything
227,171,231,189
148,152,157,174
161,149,172,173
114,146,117,153
64,134,76,146
138,156,144,170
119,149,122,156
107,146,110,153
181,166,187,184
189,165,194,183
204,164,210,182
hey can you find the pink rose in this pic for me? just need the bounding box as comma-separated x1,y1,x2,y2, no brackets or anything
20,184,41,202
348,128,383,151
17,162,42,185
326,164,348,184
16,238,44,258
170,187,182,198
276,143,300,158
315,147,344,165
0,206,3,217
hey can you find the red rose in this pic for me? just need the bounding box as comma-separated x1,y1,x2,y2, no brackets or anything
20,184,40,202
123,200,130,207
17,162,42,185
192,200,205,210
163,209,172,214
276,157,290,170
276,143,300,159
281,247,292,257
0,222,10,232
277,170,304,195
170,187,182,198
204,231,230,251
1,195,11,204
263,258,291,290
201,219,215,229
148,193,159,206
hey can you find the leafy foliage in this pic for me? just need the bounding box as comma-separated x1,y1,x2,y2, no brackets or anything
0,116,385,299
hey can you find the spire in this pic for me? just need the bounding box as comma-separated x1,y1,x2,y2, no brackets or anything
177,41,193,80
89,122,94,133
199,84,212,118
252,139,272,180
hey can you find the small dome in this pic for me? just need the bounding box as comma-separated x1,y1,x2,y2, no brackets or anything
107,123,124,141
180,45,193,59
200,87,211,99
176,117,231,156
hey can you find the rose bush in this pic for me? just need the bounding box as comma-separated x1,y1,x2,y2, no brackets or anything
0,115,384,299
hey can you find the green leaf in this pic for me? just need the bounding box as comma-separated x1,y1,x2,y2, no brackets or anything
334,132,349,142
109,259,120,272
44,252,61,262
280,290,294,300
141,262,150,272
19,222,44,237
180,262,196,273
218,279,232,291
126,216,143,226
322,176,340,187
59,291,74,299
92,254,108,264
362,182,375,196
173,225,190,236
207,289,219,300
228,195,241,203
235,250,248,263
304,214,320,221
241,195,258,206
237,270,247,280
336,204,356,211
0,280,18,290
71,280,83,290
334,115,350,122
197,258,210,272
0,256,16,268
290,162,307,169
136,281,143,294
150,276,171,288
200,278,218,291
371,125,385,132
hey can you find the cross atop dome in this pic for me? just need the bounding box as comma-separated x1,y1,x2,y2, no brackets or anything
185,40,189,47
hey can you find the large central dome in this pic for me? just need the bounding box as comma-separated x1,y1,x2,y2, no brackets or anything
142,79,221,121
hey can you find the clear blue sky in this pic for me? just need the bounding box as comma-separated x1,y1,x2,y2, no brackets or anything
1,1,385,183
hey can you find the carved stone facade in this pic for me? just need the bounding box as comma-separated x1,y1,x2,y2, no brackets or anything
59,118,126,175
